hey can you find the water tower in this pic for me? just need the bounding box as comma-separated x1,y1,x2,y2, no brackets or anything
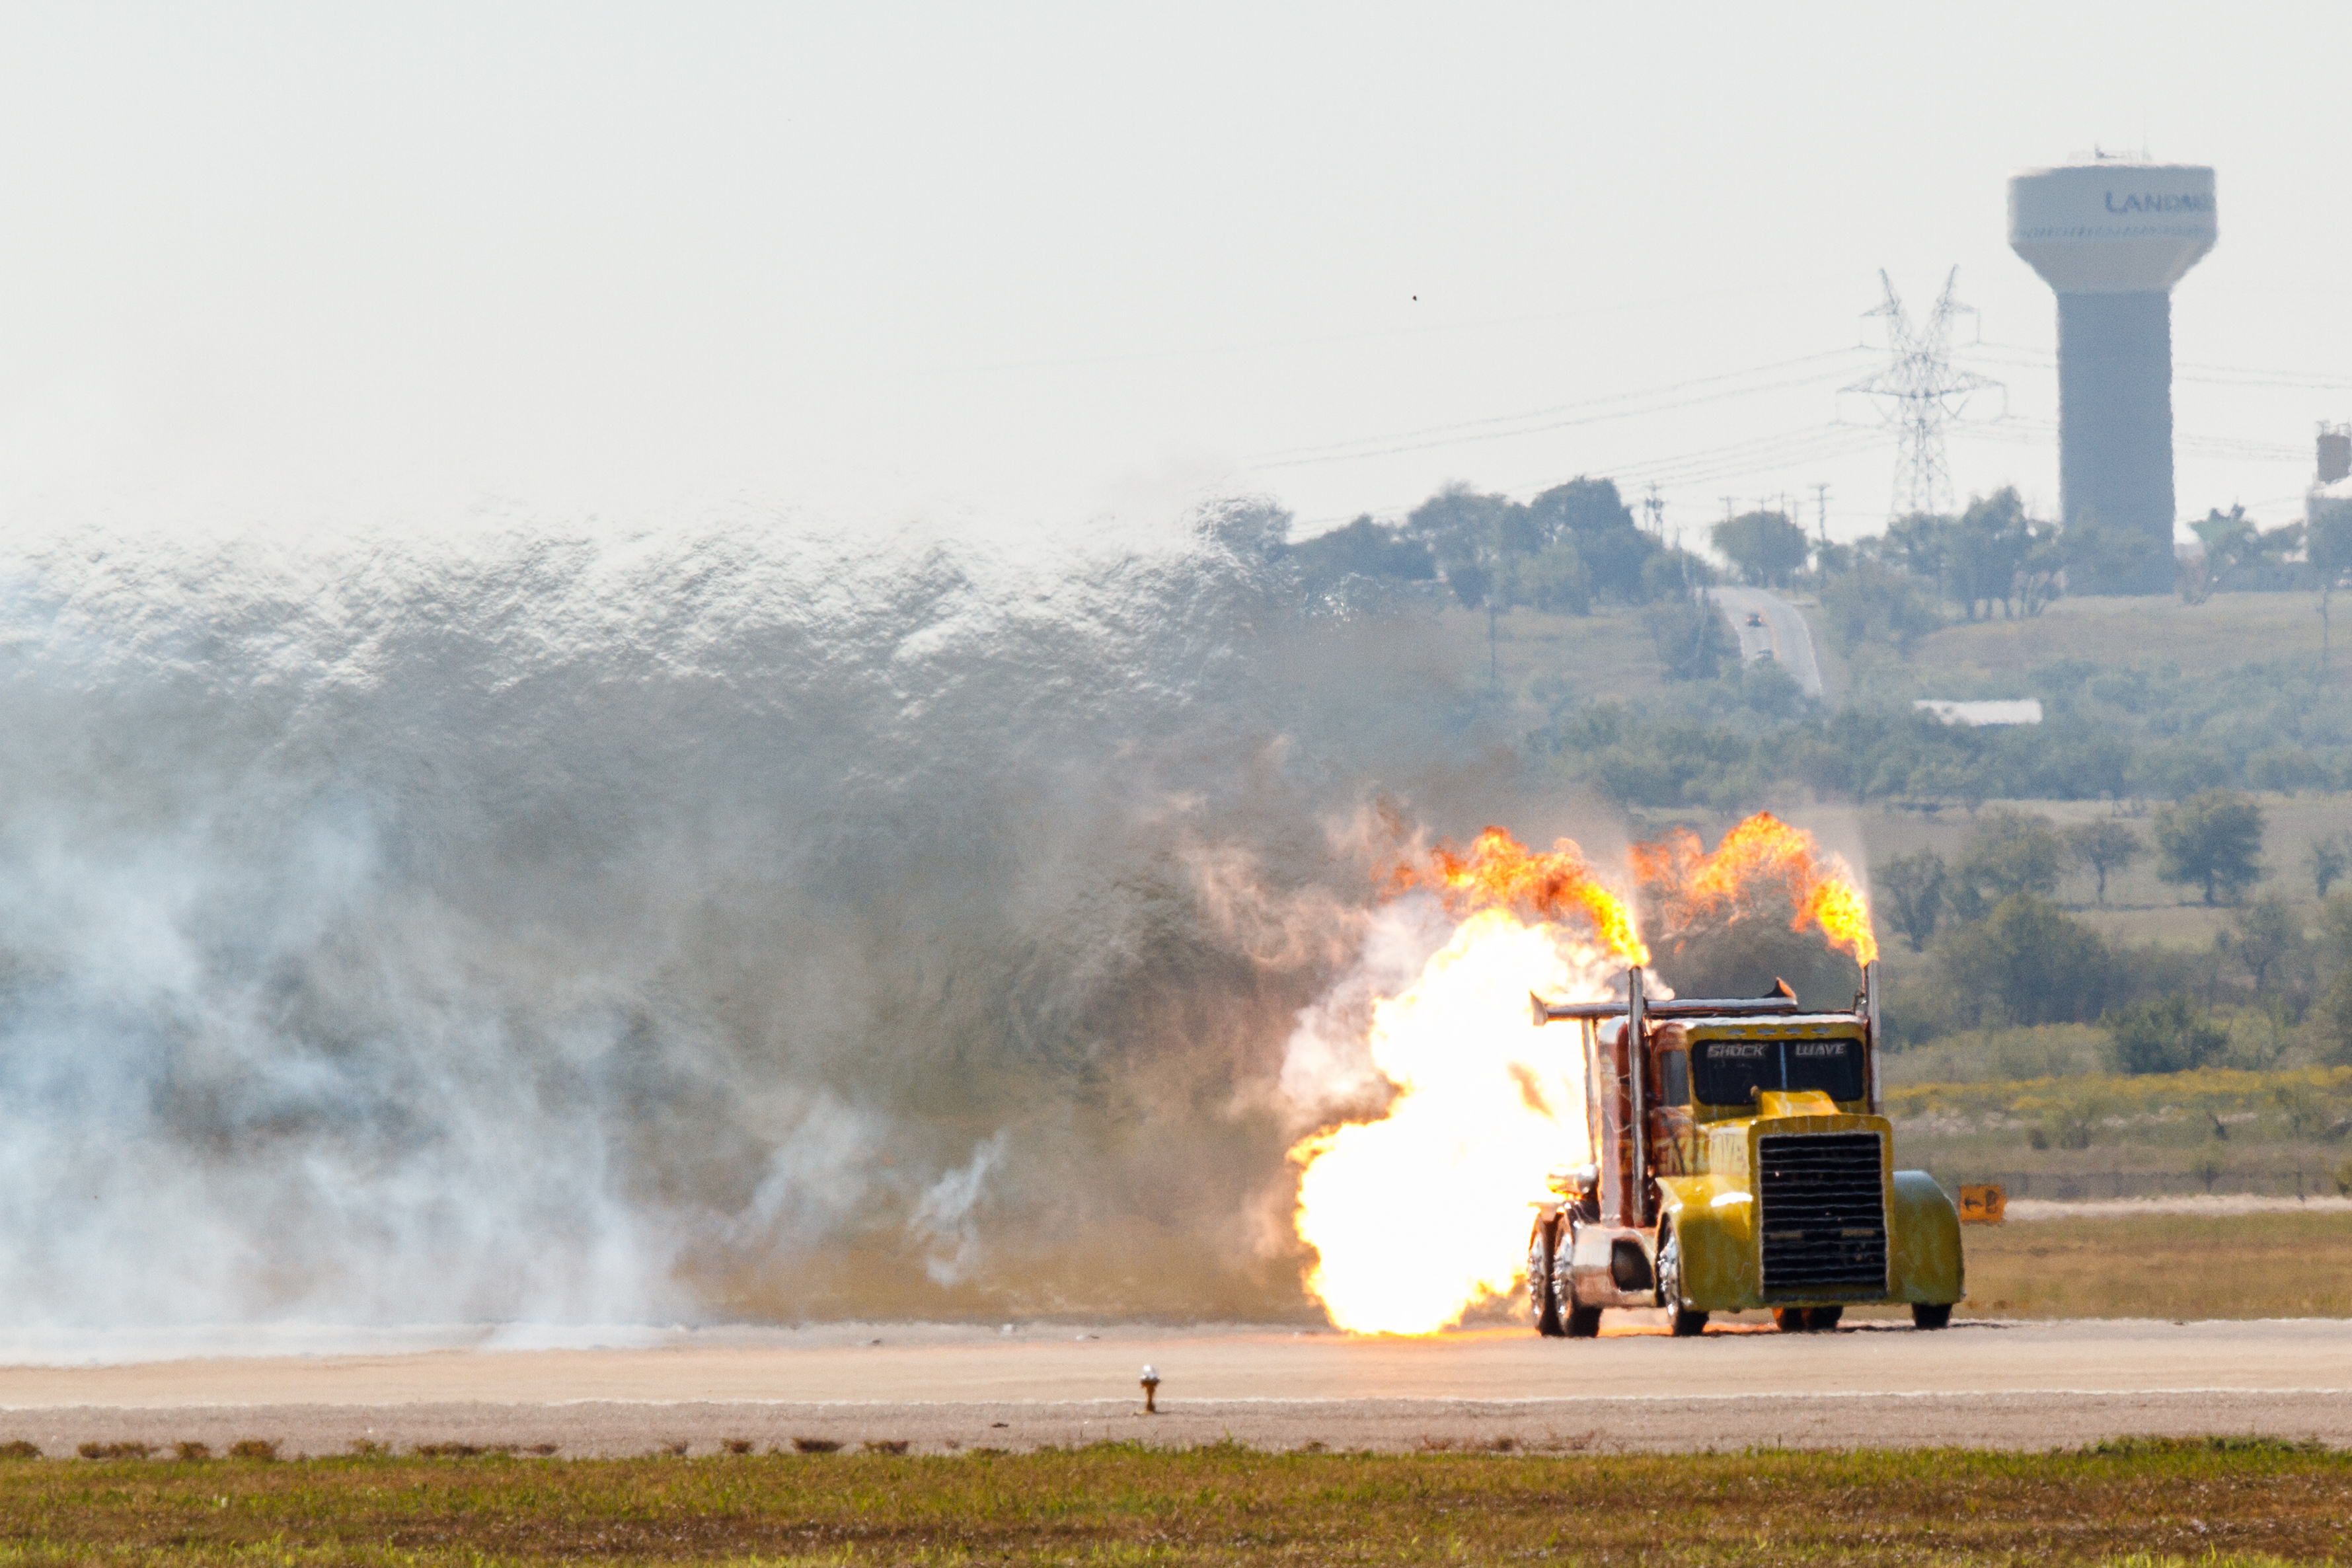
2008,160,2216,589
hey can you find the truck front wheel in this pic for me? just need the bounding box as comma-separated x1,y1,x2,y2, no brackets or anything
1912,1302,1953,1330
1656,1227,1708,1338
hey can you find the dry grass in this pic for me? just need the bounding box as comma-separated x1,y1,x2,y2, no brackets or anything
1959,1210,2352,1320
1433,603,1665,726
1910,591,2344,684
0,1440,2341,1564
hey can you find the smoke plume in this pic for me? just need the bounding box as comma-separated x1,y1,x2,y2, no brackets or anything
0,499,1518,1336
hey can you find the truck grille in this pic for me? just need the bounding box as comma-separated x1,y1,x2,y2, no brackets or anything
1757,1132,1885,1294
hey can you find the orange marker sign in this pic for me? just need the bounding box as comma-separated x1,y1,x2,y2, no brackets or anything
1959,1183,2006,1224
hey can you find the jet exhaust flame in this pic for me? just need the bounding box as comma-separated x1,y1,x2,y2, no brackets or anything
1633,811,1879,966
1291,829,1639,1335
1389,827,1650,967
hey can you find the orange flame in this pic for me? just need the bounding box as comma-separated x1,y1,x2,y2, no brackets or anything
1392,827,1650,967
1289,907,1613,1335
1631,811,1878,965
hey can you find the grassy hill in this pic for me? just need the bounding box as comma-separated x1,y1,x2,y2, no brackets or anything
1891,590,2350,690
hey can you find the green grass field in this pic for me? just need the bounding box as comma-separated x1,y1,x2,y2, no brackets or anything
0,1442,2340,1565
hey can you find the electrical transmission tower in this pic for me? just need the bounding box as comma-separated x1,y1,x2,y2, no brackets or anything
1842,268,2002,519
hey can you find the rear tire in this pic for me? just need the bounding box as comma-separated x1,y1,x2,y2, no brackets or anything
1808,1306,1844,1331
1555,1228,1601,1337
1912,1302,1953,1330
1529,1217,1564,1338
1656,1227,1709,1338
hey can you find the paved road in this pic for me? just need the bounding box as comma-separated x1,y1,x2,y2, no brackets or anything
3,1320,2349,1454
1706,586,1826,698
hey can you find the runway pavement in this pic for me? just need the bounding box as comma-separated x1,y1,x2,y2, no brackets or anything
1,1318,2347,1455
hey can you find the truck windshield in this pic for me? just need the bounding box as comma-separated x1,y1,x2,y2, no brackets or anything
1689,1036,1865,1106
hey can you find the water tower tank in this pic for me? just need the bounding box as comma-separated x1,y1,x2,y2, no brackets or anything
2008,161,2216,590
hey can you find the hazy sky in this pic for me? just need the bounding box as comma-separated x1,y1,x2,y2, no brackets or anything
1,2,2346,547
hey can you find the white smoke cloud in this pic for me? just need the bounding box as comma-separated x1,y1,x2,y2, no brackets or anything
0,498,1498,1338
908,1133,1008,1287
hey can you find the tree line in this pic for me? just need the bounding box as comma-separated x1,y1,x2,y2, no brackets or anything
1872,800,2352,1068
1287,476,2352,636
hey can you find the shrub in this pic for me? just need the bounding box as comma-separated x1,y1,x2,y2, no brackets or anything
2105,993,2228,1074
1940,895,2114,1027
225,1440,280,1462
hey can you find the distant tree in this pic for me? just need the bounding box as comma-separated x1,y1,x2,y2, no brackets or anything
2064,819,2145,907
2154,789,2266,905
1642,597,1734,682
1938,894,2112,1026
1818,558,1942,655
1287,515,1437,595
1407,483,1531,611
2061,510,2166,597
1875,849,1948,953
2317,893,2352,1062
1638,546,1715,601
1879,513,1953,581
2312,501,2352,669
1710,510,1809,588
2310,833,2351,901
2220,895,2302,994
1519,540,1591,616
2183,505,2252,605
1445,557,1492,610
2247,745,2326,795
1525,478,1659,603
1956,809,2065,903
1946,488,2035,620
2104,992,2228,1074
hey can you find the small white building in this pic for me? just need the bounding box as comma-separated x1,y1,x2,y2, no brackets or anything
1913,698,2044,727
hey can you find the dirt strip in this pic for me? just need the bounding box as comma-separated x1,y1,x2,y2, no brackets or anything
3,1389,2347,1458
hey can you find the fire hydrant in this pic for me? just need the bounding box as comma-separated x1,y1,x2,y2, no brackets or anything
1140,1364,1160,1414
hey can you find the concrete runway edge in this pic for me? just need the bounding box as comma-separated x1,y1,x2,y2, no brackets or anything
4,1319,2349,1456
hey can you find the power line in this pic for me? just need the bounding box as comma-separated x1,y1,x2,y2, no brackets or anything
1242,348,1870,470
1950,417,2306,461
1965,339,2352,392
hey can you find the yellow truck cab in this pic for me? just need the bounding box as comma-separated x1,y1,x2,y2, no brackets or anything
1525,965,1961,1337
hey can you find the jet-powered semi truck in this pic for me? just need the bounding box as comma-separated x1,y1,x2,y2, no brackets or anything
1525,963,1963,1337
